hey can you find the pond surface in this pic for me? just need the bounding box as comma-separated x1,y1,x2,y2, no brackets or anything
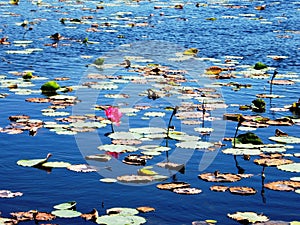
0,0,299,224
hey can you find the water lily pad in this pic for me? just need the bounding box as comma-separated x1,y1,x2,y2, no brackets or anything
129,127,166,134
51,209,81,218
254,158,293,167
100,178,117,183
53,201,76,210
144,112,165,117
269,136,300,144
67,164,98,172
156,182,190,190
85,154,112,162
117,175,153,183
108,132,142,140
228,212,269,223
229,186,257,195
172,187,202,195
264,181,300,191
222,148,261,155
277,163,300,172
210,185,229,192
107,207,139,216
42,161,71,168
96,215,146,225
136,206,155,213
199,172,242,182
176,141,214,149
17,153,52,167
98,144,138,153
0,190,23,198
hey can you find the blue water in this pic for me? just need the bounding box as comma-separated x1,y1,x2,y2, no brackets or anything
0,0,299,224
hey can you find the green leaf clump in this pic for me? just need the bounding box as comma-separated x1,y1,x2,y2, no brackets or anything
254,62,268,70
236,132,263,145
93,58,105,66
22,72,33,80
252,98,266,112
41,81,60,93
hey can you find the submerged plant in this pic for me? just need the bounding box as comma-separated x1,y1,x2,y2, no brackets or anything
105,106,122,133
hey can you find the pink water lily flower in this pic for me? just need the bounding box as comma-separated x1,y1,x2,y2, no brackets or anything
105,106,122,126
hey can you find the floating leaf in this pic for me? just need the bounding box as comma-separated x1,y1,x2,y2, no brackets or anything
129,127,166,134
199,172,242,182
107,207,139,216
222,148,261,155
277,163,300,173
136,207,155,213
96,215,146,225
172,187,202,195
53,201,76,210
67,164,98,172
254,158,293,167
51,210,81,218
98,144,138,153
108,132,142,140
117,175,153,183
229,186,257,195
100,178,117,183
228,212,269,223
17,153,52,167
210,185,229,192
85,154,111,162
0,190,23,198
81,208,99,221
156,182,190,190
175,141,214,149
42,161,71,168
269,136,300,144
264,181,300,191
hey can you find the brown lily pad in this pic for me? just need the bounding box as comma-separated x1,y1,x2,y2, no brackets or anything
254,158,293,167
264,181,300,191
210,185,229,192
229,186,257,195
136,206,155,213
81,208,98,221
122,154,148,166
117,175,153,183
157,162,185,171
156,182,190,190
26,98,50,103
199,172,242,183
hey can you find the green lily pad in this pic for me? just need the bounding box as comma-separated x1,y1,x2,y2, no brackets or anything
277,163,300,173
42,161,71,168
51,209,81,218
96,215,146,225
17,153,52,167
222,148,261,155
107,207,139,216
53,201,76,210
269,136,300,144
176,141,214,149
98,144,138,153
228,211,269,223
108,132,142,140
129,127,166,134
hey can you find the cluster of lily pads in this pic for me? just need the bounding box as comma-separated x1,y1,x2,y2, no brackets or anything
0,0,300,224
